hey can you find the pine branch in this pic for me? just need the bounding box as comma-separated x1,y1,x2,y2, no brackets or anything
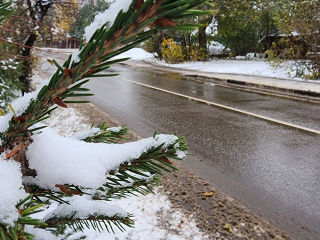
103,134,188,189
0,223,33,240
26,184,80,204
83,123,129,143
0,1,12,24
45,213,134,234
0,194,47,240
1,0,211,155
95,176,160,201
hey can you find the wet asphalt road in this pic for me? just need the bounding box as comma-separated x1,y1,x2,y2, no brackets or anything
82,64,320,239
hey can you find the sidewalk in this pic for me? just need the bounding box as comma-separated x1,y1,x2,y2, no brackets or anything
124,60,320,100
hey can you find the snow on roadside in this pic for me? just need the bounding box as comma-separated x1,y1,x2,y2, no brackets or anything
62,188,208,240
145,57,304,80
111,48,311,81
112,48,155,60
43,47,304,81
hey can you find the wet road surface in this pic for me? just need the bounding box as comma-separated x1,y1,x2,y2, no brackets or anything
83,64,320,239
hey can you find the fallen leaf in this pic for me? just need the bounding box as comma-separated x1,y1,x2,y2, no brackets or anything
203,191,213,197
224,223,233,233
178,225,182,229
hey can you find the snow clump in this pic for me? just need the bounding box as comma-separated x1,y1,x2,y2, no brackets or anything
26,126,184,190
84,0,133,41
0,154,28,226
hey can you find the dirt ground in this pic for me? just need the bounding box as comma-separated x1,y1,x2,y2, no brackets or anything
69,102,290,240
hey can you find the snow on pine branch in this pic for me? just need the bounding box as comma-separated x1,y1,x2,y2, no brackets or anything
69,127,102,140
43,195,127,222
0,77,50,132
0,113,13,133
69,126,123,141
0,154,28,226
26,127,185,190
10,91,38,116
84,0,133,41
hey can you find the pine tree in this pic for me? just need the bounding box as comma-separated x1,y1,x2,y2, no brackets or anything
0,0,212,239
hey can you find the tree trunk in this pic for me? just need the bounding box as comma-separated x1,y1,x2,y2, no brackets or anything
19,32,37,94
198,26,207,51
18,0,51,94
180,34,188,60
198,15,213,60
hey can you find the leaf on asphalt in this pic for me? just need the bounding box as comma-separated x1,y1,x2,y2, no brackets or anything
203,191,213,197
224,223,233,233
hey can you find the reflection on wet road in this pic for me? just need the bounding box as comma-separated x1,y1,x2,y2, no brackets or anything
84,64,320,239
117,76,320,134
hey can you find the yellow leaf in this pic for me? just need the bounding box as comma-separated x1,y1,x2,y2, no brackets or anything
47,59,54,65
9,103,15,114
224,223,233,233
203,192,213,197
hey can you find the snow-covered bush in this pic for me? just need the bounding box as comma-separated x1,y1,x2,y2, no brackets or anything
0,0,211,239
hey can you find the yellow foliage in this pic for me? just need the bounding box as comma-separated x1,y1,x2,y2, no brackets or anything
188,47,197,61
162,38,184,64
56,0,79,33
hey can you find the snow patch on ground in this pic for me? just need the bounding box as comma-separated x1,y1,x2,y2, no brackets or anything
146,57,305,80
113,48,155,60
65,189,208,240
113,48,312,81
43,107,89,136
